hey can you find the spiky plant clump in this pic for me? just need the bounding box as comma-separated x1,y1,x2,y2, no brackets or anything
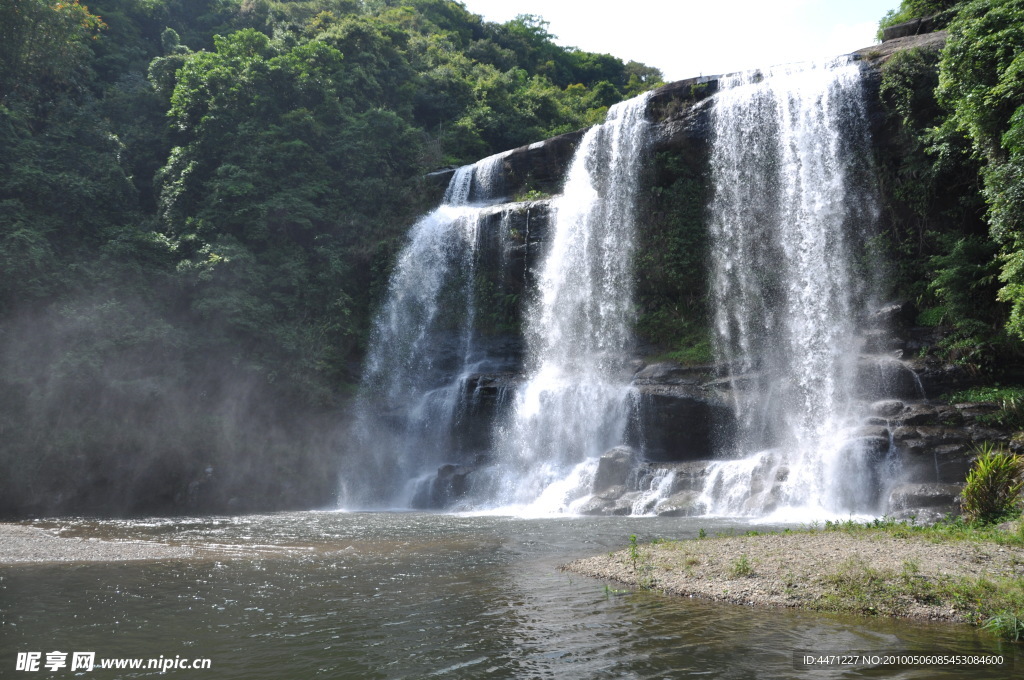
960,443,1024,524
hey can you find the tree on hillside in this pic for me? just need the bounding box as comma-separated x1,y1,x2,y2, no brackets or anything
0,0,106,99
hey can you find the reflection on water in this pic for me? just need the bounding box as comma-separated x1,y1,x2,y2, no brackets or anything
1,513,1019,678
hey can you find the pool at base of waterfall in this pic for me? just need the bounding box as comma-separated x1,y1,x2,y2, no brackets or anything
2,512,1017,679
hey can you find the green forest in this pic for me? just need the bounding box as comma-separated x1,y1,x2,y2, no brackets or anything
0,0,664,516
1,0,1023,517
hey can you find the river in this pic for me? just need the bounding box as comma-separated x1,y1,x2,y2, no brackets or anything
2,512,1018,678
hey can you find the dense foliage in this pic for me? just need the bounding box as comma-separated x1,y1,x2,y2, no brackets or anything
0,0,662,516
876,0,1024,374
937,1,1024,340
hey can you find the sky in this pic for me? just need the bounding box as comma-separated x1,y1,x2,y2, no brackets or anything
459,0,902,82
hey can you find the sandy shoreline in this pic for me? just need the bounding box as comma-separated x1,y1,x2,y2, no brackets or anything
0,523,194,564
563,530,1024,623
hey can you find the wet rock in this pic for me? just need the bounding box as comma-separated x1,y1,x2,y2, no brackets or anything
952,402,1001,418
907,356,978,396
453,372,519,453
857,356,924,400
841,436,891,457
881,16,939,42
888,483,963,510
664,461,713,494
861,329,906,354
576,497,610,516
578,488,642,516
704,374,760,392
596,485,627,501
891,426,919,442
628,385,736,462
654,491,703,517
850,425,891,440
632,361,708,385
744,488,782,515
968,425,1012,442
897,445,974,484
593,447,636,494
611,492,646,515
411,464,476,509
869,400,905,418
889,507,958,525
500,129,586,198
913,426,968,444
883,402,964,428
867,300,918,332
899,404,938,426
648,76,717,151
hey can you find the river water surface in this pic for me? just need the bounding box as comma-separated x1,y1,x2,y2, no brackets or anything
2,513,1019,678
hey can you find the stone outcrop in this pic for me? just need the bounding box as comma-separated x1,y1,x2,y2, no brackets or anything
411,463,476,509
881,16,941,43
865,398,1021,520
626,362,735,462
578,451,711,517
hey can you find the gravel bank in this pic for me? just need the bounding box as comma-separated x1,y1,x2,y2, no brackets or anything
563,531,1024,623
0,523,194,564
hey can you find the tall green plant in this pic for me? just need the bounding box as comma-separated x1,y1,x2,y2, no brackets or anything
960,443,1024,523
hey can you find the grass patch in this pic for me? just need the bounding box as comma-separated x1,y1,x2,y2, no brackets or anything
812,514,1024,546
514,188,550,202
628,516,1024,640
643,331,714,367
813,551,1024,633
786,517,1024,640
817,556,931,616
660,336,713,366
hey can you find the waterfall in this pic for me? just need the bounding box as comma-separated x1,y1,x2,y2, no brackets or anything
344,61,885,517
476,92,653,512
701,58,880,517
342,153,509,508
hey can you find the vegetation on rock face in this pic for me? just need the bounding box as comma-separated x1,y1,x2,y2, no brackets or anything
947,385,1024,427
634,149,712,364
874,1,1024,375
0,0,663,517
937,1,1024,341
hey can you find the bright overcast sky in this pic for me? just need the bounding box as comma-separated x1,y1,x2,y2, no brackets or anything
459,0,901,82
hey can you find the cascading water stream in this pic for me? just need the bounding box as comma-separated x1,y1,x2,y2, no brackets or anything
343,153,510,508
699,58,880,517
473,92,653,512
